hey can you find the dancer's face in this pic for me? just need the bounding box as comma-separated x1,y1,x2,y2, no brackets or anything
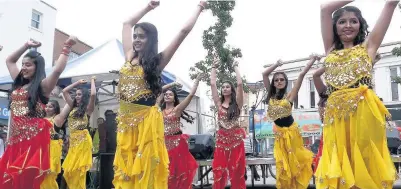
221,82,232,96
75,89,83,104
273,74,286,90
336,11,360,43
21,57,36,79
164,90,175,103
133,27,148,52
45,102,56,116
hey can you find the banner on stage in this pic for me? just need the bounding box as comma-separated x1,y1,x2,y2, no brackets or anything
250,109,322,139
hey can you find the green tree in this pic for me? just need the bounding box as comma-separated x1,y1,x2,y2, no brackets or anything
189,1,249,96
392,46,401,83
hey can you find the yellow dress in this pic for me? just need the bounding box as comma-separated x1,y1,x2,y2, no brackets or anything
112,62,169,189
40,117,63,189
62,109,93,189
315,45,397,189
267,97,314,189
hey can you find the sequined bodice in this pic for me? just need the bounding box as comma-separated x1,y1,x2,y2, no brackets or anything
46,116,64,140
267,98,292,121
163,110,182,136
324,45,373,94
10,88,46,117
118,62,155,102
67,108,88,132
217,107,240,129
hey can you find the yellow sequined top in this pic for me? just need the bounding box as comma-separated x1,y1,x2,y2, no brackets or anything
324,45,373,94
267,98,292,121
118,62,156,103
67,108,88,132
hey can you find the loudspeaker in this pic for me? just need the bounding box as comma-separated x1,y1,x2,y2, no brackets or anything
188,134,215,160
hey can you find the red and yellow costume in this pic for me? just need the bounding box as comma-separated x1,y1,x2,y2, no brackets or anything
313,97,327,173
40,117,63,189
267,97,313,189
112,62,169,189
212,106,246,189
0,88,52,189
62,108,92,189
163,111,198,189
315,45,397,189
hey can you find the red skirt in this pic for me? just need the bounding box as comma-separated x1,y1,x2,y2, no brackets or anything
166,134,198,189
0,116,51,189
312,134,323,173
212,128,246,189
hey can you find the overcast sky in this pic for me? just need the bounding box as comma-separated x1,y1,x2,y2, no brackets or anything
46,0,401,83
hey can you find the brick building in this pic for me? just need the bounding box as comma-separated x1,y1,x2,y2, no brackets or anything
52,28,92,65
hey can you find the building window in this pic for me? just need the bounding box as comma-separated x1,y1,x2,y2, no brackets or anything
390,67,399,101
310,79,315,108
31,10,42,29
68,51,80,61
287,80,298,109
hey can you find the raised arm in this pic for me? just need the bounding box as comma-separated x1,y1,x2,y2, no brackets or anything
288,54,319,102
313,67,326,95
211,57,221,107
175,74,202,115
262,60,283,93
62,79,86,108
86,77,97,116
54,104,72,128
158,1,206,70
41,36,77,96
234,61,244,109
320,1,354,54
123,1,158,61
366,1,399,60
6,40,41,80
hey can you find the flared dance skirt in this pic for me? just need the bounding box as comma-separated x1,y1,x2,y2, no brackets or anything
40,139,63,189
274,122,314,189
113,102,169,189
166,134,198,189
62,129,93,189
315,86,397,189
0,116,52,189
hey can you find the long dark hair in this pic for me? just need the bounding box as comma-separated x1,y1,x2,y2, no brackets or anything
10,51,48,116
133,22,162,96
332,6,369,50
72,87,90,118
48,100,61,115
220,81,240,120
265,72,288,103
160,89,194,123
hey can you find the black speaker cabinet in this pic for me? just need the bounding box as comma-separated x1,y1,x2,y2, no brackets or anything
188,134,215,160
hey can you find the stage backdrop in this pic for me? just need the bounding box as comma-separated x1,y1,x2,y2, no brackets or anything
250,109,322,139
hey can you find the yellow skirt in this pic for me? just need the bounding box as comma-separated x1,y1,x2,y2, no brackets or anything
62,129,93,189
113,102,169,189
40,139,63,189
274,122,314,189
315,86,397,189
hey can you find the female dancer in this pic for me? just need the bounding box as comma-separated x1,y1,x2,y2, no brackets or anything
160,75,202,189
312,53,382,173
61,78,96,189
113,0,206,188
262,54,319,189
211,56,246,189
41,100,67,189
0,36,76,189
315,1,399,188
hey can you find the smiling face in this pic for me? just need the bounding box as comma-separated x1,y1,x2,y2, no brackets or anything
21,57,36,79
273,73,287,90
75,89,83,104
45,102,56,116
335,11,360,43
133,27,148,52
164,90,175,103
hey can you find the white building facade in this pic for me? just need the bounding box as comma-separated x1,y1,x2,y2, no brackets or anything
0,0,57,77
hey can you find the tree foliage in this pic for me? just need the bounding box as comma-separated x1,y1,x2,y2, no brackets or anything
392,46,401,83
189,1,249,93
